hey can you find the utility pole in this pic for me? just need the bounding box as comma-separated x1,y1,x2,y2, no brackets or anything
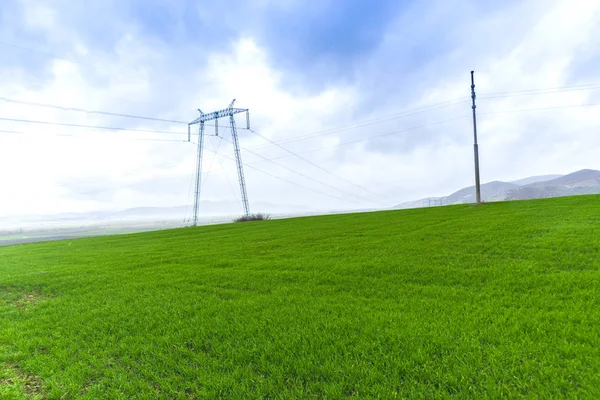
470,71,482,204
188,99,251,226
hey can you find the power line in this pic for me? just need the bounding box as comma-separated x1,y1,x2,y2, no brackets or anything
5,98,597,200
196,143,246,213
217,156,244,213
0,95,477,154
2,96,462,145
239,156,367,207
56,159,194,190
121,138,189,143
0,97,189,124
183,172,196,224
5,115,468,168
236,101,600,205
0,127,185,142
0,40,77,63
77,174,193,195
0,99,249,129
249,98,469,150
264,86,599,150
1,96,466,138
245,100,600,165
6,98,591,142
218,136,375,206
479,86,600,100
3,96,467,144
0,113,485,170
479,83,600,98
201,136,224,191
248,128,394,205
29,101,595,197
247,116,470,165
4,82,594,147
322,116,465,148
76,141,367,207
0,116,187,135
23,99,598,208
480,102,600,115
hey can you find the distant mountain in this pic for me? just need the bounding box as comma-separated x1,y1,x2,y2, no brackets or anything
395,181,520,209
114,201,312,218
506,169,600,200
510,174,563,186
0,201,313,228
395,169,599,209
540,169,599,186
444,181,520,204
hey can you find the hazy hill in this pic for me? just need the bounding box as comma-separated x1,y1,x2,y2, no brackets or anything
0,201,311,223
538,169,600,186
510,174,563,186
396,180,523,209
0,200,314,233
444,181,520,204
506,169,600,200
395,169,600,208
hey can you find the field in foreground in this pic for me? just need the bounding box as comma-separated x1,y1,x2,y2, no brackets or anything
1,196,599,399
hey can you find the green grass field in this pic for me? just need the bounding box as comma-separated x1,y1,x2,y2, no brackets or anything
1,196,599,399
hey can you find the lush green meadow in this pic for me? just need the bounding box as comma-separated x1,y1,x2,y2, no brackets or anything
1,196,599,399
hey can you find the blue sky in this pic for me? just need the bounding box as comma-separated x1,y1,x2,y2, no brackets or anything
0,0,524,93
1,0,599,217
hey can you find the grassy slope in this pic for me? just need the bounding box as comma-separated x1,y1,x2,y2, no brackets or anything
0,196,599,399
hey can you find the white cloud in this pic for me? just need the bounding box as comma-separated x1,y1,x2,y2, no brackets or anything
1,0,600,220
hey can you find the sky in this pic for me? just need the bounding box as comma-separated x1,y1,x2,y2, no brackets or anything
1,0,599,218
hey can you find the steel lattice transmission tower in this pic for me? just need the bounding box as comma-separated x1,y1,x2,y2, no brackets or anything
188,99,251,226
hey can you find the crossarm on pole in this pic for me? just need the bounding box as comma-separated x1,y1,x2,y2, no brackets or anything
188,108,248,126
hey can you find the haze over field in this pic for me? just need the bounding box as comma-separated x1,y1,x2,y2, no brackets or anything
2,168,600,246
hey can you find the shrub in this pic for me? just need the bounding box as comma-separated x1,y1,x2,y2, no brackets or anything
234,213,272,223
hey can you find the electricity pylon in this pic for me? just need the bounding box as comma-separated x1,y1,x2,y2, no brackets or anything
188,99,251,226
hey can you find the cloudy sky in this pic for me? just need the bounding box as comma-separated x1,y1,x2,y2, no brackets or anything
1,0,599,218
